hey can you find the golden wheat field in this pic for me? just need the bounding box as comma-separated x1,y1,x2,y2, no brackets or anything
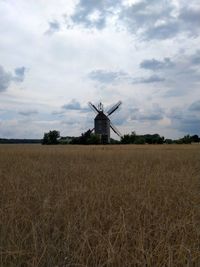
0,144,200,267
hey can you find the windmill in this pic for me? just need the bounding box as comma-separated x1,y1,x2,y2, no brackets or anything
88,101,122,143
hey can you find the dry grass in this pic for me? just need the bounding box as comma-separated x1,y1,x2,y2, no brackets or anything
0,144,200,267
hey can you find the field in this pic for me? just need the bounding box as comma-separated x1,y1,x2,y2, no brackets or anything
0,144,200,267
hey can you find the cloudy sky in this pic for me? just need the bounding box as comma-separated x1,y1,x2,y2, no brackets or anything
0,0,200,139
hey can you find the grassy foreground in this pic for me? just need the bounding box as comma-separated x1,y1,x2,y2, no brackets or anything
0,144,200,267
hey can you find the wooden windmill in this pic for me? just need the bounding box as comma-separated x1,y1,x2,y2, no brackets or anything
88,101,122,143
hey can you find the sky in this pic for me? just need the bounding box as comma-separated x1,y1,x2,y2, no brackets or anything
0,0,200,139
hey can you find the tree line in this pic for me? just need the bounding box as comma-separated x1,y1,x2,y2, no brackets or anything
41,130,200,145
0,138,41,144
0,131,199,145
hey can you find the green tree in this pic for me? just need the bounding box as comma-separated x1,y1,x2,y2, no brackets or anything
121,132,137,144
165,139,173,144
42,130,60,145
88,134,101,144
181,135,192,144
190,135,199,143
134,136,145,144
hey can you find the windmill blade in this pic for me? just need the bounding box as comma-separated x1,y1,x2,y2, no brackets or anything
107,101,122,116
88,102,99,114
110,121,122,137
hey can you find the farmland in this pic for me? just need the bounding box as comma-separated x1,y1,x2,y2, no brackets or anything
0,144,200,266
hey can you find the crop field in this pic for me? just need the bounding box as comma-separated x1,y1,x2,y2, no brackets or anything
0,144,200,267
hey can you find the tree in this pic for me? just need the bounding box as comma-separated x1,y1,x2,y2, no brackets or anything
121,132,137,144
134,136,145,144
165,139,173,144
190,135,199,143
42,130,60,145
181,135,192,144
88,134,101,144
70,129,94,144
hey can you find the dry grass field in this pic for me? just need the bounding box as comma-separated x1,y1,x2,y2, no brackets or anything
0,144,200,267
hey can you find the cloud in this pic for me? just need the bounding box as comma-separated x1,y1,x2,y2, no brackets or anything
190,50,200,65
174,115,200,135
140,57,174,70
52,110,65,116
120,0,173,29
0,65,12,92
0,65,27,92
13,66,26,82
18,110,38,116
62,99,81,110
66,0,200,42
189,100,200,111
144,6,200,40
45,20,60,35
119,1,200,40
133,75,165,84
88,69,126,84
62,99,89,112
70,0,121,29
131,104,164,121
120,0,177,39
145,21,180,40
138,50,200,98
168,102,200,135
179,7,200,35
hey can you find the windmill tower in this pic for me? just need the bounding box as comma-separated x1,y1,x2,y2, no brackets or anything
88,101,122,143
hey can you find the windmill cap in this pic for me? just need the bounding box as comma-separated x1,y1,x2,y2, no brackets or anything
95,112,109,120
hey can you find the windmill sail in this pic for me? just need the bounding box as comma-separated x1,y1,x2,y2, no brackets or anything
88,102,99,114
110,121,122,137
107,101,122,116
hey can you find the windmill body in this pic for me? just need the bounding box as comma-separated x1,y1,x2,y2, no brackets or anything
88,101,122,144
95,111,110,143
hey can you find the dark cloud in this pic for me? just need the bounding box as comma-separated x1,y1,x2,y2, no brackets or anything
169,108,183,120
145,21,180,40
120,0,173,30
52,110,65,116
0,65,12,92
13,66,26,82
69,0,200,40
190,50,200,65
120,1,200,40
140,57,174,70
164,68,200,96
88,70,126,84
144,6,200,40
70,0,121,29
179,7,200,35
133,75,165,84
131,104,164,121
0,65,26,92
62,99,81,110
62,99,89,112
174,115,200,135
120,0,178,40
189,100,200,111
169,103,200,135
164,89,183,97
72,9,106,30
133,113,163,121
45,20,60,35
141,50,200,98
67,0,200,42
18,110,38,116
